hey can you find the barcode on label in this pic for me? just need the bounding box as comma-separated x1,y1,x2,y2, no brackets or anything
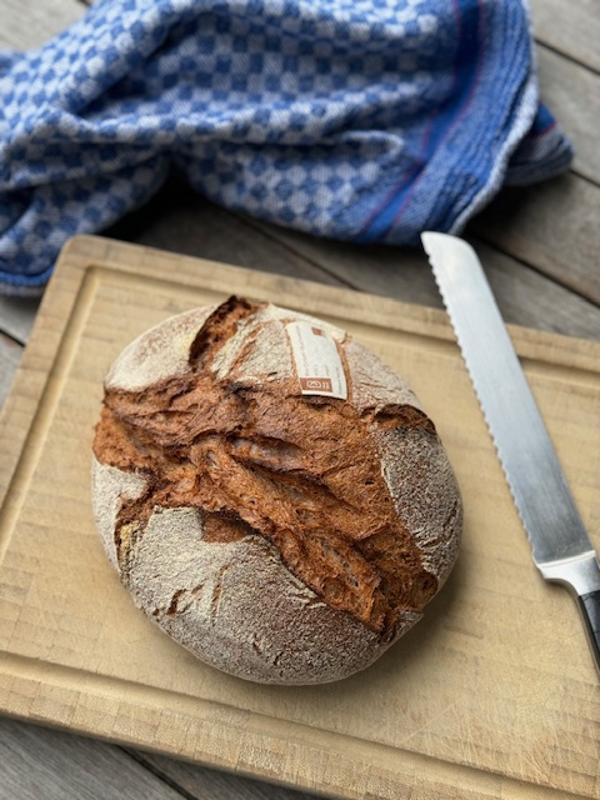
286,321,347,400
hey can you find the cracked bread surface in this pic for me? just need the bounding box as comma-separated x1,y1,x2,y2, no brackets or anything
91,297,461,684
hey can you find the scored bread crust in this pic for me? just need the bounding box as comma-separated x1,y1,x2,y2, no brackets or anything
92,301,462,684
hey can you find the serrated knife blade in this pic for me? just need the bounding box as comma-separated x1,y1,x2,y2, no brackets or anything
422,231,600,672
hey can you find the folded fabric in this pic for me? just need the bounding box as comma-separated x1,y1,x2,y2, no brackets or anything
0,0,573,294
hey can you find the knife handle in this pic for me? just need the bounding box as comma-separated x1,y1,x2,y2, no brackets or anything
577,589,600,672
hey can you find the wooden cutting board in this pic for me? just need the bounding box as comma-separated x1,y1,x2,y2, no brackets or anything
0,235,599,800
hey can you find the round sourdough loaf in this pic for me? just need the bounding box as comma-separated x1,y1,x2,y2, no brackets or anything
92,297,461,684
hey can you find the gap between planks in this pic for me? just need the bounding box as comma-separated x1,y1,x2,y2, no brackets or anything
106,187,600,341
0,717,188,800
471,173,600,304
122,747,317,800
0,333,23,411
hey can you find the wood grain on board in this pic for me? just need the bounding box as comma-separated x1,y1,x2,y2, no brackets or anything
0,716,312,800
1,236,599,800
127,750,317,800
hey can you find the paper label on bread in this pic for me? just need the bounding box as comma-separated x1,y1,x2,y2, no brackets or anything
286,321,347,399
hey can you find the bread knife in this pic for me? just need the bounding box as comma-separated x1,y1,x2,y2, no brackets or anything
422,231,600,671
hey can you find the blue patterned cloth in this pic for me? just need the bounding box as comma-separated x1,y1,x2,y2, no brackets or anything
0,0,572,294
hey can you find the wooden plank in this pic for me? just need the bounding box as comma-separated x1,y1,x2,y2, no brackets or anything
128,751,318,800
0,718,186,800
0,0,84,49
249,220,600,340
1,235,600,800
106,191,340,289
109,186,600,340
0,333,22,411
472,174,600,305
531,0,600,72
0,297,39,345
537,46,599,183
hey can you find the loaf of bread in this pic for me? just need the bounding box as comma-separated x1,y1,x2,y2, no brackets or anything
92,296,461,684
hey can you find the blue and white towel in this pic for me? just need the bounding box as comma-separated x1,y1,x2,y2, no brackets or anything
0,0,572,294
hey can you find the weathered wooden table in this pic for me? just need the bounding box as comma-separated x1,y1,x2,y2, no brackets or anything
0,1,598,798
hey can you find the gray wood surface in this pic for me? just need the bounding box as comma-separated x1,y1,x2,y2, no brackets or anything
0,716,314,800
128,750,318,800
108,186,600,340
0,332,22,409
473,174,600,303
0,0,84,48
0,297,38,343
1,0,599,798
0,718,186,800
537,47,599,183
530,0,600,71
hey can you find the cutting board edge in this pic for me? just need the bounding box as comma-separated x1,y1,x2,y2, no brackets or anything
0,235,599,800
58,235,600,366
0,654,587,800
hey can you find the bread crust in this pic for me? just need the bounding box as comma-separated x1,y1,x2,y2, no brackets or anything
92,300,461,684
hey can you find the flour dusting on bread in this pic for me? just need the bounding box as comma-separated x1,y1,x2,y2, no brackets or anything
92,297,461,684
